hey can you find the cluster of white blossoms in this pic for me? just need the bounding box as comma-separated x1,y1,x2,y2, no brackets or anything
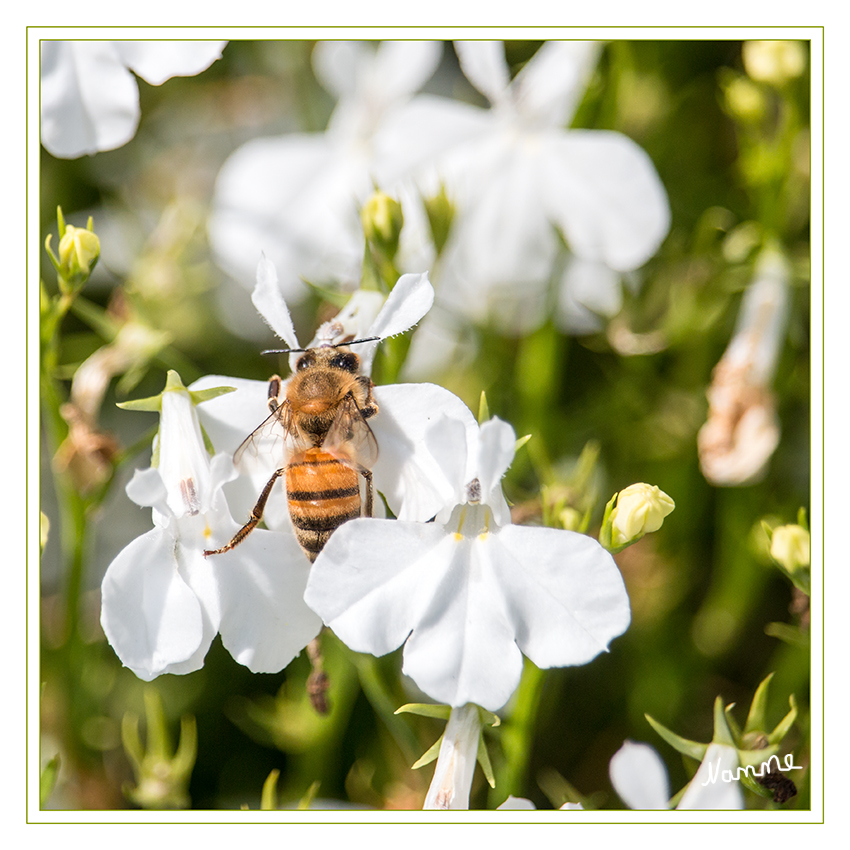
207,40,670,338
100,258,632,752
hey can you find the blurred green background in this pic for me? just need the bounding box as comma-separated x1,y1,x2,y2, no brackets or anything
39,39,811,811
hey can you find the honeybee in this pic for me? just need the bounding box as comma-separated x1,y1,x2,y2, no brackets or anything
203,335,380,563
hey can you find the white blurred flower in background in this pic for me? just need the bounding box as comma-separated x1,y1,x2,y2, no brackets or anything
40,40,227,159
208,40,445,305
609,740,745,810
390,40,671,335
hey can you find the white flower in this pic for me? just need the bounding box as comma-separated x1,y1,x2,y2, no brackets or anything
40,40,226,159
304,414,631,712
208,40,443,302
609,740,745,810
697,247,790,485
389,40,670,333
100,372,321,680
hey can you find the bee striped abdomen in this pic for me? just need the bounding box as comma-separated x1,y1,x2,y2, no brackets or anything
286,449,362,562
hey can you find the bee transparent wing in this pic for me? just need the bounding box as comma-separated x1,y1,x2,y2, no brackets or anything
323,393,379,469
232,402,299,473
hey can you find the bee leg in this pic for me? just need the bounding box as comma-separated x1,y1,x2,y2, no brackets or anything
305,634,331,715
357,466,374,518
267,374,283,413
203,466,285,556
355,375,379,420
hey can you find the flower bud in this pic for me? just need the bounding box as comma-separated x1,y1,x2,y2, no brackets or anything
361,190,404,260
609,483,675,548
769,524,810,574
423,184,455,256
58,223,100,281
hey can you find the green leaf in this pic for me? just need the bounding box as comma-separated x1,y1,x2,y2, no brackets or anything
767,695,798,747
260,769,279,810
297,780,321,811
744,673,775,735
189,385,237,405
646,713,707,761
478,391,490,425
712,696,737,747
477,735,496,788
117,395,163,412
411,735,443,770
395,703,452,720
764,622,810,648
39,754,61,807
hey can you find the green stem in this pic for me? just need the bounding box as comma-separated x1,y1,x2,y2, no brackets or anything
489,660,546,805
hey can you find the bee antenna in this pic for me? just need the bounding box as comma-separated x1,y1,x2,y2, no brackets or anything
335,336,381,348
261,347,306,355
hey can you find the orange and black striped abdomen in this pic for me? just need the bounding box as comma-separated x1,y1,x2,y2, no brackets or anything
286,448,362,562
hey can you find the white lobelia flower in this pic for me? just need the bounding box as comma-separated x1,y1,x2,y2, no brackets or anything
40,40,227,159
304,412,631,712
386,41,670,334
100,371,321,681
191,254,473,527
609,740,745,810
208,40,444,303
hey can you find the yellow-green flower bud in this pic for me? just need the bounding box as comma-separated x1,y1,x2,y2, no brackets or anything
361,191,404,260
58,224,100,281
770,524,810,574
423,184,455,256
610,483,675,548
742,41,807,86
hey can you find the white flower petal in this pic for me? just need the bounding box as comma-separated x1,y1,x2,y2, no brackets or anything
371,40,443,104
368,272,435,340
402,534,524,711
358,273,434,374
556,257,624,334
311,41,371,99
677,744,745,810
492,525,630,668
371,383,478,521
252,254,301,349
542,130,670,272
476,417,516,501
125,467,170,514
41,41,139,158
513,41,601,128
114,41,226,86
609,741,671,809
209,134,363,300
100,528,205,680
454,41,510,105
305,519,449,656
191,375,270,455
214,530,322,673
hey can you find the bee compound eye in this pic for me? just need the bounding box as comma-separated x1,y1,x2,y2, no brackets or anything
297,354,315,371
331,353,358,372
